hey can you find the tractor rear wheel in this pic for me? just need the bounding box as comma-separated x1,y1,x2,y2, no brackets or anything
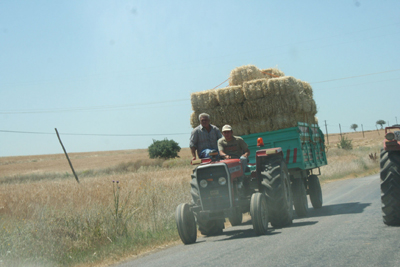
175,203,197,244
292,178,308,217
261,157,293,228
380,150,400,226
250,192,269,235
308,175,323,209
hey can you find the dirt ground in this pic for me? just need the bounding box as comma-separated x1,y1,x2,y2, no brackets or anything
0,129,385,178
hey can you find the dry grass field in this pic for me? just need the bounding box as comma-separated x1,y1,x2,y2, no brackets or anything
0,129,384,266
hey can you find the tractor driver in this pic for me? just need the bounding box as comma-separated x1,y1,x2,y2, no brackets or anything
190,113,222,160
218,125,250,171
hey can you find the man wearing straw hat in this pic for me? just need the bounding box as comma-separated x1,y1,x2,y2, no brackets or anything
218,125,250,172
190,113,222,160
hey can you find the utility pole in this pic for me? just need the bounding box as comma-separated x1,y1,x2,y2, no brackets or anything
325,120,329,144
361,124,365,138
339,124,342,139
55,128,80,183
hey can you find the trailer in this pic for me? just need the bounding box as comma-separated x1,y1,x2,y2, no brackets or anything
242,122,327,217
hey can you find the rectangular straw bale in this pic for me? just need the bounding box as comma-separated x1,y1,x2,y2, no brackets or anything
231,120,250,136
248,119,273,134
215,85,244,106
229,65,264,86
191,90,219,111
190,112,198,128
265,77,302,112
196,104,245,127
261,67,285,79
242,78,268,101
298,93,317,114
243,98,274,119
270,114,297,131
300,81,313,98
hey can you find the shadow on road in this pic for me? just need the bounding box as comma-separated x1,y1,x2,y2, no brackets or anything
215,227,281,242
306,202,371,218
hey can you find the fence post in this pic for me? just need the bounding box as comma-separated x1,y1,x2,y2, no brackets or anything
325,120,329,144
55,128,80,183
339,124,342,138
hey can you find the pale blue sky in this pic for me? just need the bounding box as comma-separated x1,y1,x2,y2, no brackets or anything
1,0,399,157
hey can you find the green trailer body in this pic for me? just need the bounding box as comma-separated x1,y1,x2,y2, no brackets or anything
241,122,327,171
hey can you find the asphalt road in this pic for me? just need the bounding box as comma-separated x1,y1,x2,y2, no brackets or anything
118,174,400,267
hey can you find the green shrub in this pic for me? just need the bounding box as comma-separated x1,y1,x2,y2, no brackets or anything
148,139,181,160
337,136,353,150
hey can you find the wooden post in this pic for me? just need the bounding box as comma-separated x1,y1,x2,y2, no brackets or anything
361,124,365,138
325,120,329,144
339,124,342,138
55,128,80,183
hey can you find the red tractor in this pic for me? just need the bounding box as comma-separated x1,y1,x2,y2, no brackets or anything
380,125,400,226
175,147,293,244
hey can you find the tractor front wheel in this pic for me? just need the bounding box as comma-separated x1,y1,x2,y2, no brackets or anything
175,203,197,244
250,192,269,235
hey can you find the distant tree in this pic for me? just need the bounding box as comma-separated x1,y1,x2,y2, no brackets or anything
148,139,181,160
376,120,386,129
350,124,358,132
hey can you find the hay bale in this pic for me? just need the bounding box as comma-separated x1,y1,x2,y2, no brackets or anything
190,112,198,128
270,114,298,131
191,90,219,110
243,99,274,119
248,119,273,134
265,77,301,112
298,93,317,114
229,65,264,86
242,78,268,100
231,120,250,136
261,67,285,79
215,85,244,106
301,81,313,98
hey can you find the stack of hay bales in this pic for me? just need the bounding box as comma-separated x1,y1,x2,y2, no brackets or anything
190,64,318,136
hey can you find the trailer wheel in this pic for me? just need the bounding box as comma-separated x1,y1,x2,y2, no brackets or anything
175,203,197,244
228,210,243,226
292,178,308,217
308,175,323,209
261,157,293,228
197,218,224,236
250,193,269,235
380,150,400,226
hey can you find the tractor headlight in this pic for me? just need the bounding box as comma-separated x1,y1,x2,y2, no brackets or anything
199,179,208,188
386,132,395,141
218,177,227,185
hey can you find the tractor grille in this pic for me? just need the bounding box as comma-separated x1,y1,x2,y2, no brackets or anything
197,165,230,211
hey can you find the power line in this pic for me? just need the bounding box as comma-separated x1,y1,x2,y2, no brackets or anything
310,69,400,84
0,130,188,137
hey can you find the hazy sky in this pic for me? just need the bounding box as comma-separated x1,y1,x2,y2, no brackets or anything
1,0,399,157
